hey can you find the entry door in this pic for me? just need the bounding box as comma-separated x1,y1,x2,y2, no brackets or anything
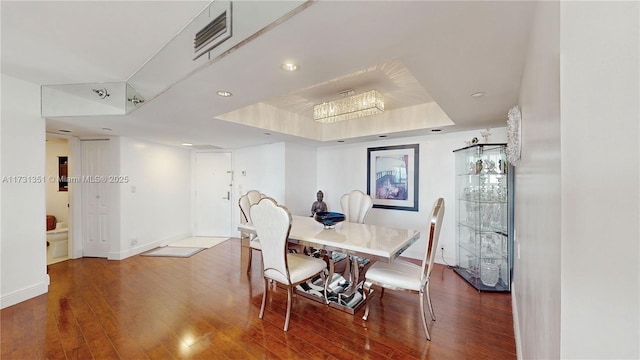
194,152,233,236
81,140,110,257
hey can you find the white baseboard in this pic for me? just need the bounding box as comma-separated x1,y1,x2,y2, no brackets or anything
0,275,49,310
511,282,523,360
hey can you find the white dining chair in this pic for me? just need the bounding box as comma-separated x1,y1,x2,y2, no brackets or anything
331,190,374,298
362,198,445,340
250,197,327,331
340,190,373,224
238,190,265,273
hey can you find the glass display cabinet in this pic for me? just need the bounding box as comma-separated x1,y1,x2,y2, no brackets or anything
453,144,514,292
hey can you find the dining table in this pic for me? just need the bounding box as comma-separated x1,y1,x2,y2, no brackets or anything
238,215,421,314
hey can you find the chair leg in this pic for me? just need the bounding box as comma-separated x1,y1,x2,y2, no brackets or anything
419,288,431,341
259,277,268,319
362,281,372,321
380,287,385,299
426,282,436,321
284,286,293,331
320,271,329,305
246,248,253,273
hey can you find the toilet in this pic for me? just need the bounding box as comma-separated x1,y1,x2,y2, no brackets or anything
47,224,68,259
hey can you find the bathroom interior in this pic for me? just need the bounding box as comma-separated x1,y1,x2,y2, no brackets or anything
46,136,69,265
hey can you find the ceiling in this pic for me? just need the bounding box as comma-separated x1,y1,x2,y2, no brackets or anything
1,1,536,149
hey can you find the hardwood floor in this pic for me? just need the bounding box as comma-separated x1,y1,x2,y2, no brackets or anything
1,239,516,359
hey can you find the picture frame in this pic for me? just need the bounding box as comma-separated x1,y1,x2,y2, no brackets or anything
58,156,68,192
367,144,419,211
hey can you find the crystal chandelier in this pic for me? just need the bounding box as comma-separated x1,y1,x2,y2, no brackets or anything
313,89,384,123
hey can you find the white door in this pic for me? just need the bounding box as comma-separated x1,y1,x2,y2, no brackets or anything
194,152,233,236
81,140,110,257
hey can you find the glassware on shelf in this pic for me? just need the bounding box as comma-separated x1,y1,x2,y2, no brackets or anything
481,233,498,257
466,254,479,278
501,235,508,257
475,159,483,174
480,204,491,228
480,261,500,287
463,186,472,200
497,175,507,201
490,204,503,228
495,186,502,201
465,202,477,226
499,159,508,174
469,162,476,174
493,187,499,201
484,160,498,173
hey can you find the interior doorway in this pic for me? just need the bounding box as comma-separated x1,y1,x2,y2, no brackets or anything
45,135,70,265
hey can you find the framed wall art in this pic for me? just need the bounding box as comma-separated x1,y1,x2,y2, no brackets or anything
367,144,419,211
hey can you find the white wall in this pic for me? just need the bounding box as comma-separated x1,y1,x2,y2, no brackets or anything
0,74,48,309
284,142,318,217
116,137,192,259
232,142,286,235
512,2,561,358
45,139,69,227
318,129,506,264
67,136,82,259
560,2,639,358
105,137,122,258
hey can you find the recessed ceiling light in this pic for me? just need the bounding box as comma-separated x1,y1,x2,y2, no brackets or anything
471,92,485,98
337,140,345,143
181,143,193,147
58,129,71,133
281,63,298,71
264,132,271,136
431,129,442,132
101,127,112,131
217,91,232,97
378,135,387,138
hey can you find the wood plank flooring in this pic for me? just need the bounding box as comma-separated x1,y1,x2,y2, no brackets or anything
1,239,516,359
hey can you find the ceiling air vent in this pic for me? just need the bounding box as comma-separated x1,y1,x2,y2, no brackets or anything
193,3,232,61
